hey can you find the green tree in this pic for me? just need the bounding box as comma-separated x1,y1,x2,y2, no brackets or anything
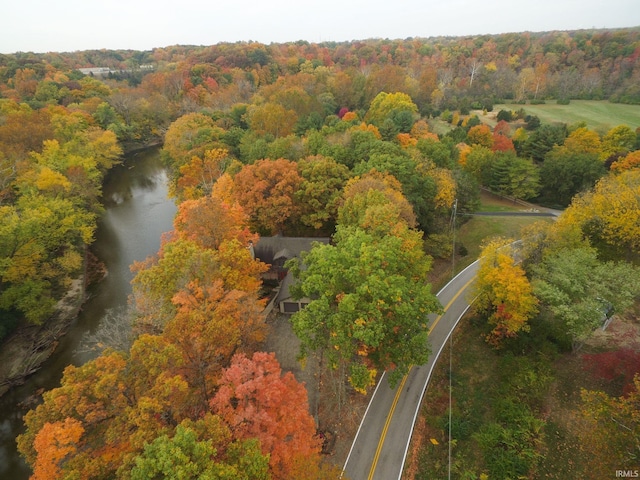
130,422,269,480
539,149,605,207
416,137,458,169
354,152,438,232
289,222,441,391
463,145,494,186
296,155,351,232
532,246,639,349
0,195,95,324
488,151,540,200
601,124,636,160
522,123,568,162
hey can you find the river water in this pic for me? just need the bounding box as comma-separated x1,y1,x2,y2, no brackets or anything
0,148,177,479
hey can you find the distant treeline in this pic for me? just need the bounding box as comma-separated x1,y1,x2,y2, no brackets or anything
2,28,640,111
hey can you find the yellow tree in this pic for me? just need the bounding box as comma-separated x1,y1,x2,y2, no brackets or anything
601,125,636,160
339,170,417,229
364,91,418,132
473,239,538,347
419,164,456,210
173,148,233,201
163,113,225,170
556,169,640,256
247,102,297,138
563,127,602,155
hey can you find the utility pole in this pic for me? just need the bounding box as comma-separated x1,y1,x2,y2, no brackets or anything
448,333,453,480
451,198,458,278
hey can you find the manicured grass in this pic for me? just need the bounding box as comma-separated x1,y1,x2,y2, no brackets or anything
456,215,549,262
452,191,553,271
428,118,454,136
493,100,640,131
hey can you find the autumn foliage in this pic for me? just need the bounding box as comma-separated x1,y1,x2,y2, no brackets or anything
230,158,303,235
577,376,640,477
7,28,640,478
582,348,640,395
17,175,326,479
474,239,538,346
212,352,322,479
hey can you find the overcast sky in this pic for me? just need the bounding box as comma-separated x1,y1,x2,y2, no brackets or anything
2,0,639,54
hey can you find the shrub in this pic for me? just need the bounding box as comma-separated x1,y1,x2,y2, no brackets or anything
496,109,513,122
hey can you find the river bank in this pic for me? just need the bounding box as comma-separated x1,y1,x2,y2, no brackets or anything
0,278,85,399
0,148,177,479
0,142,163,400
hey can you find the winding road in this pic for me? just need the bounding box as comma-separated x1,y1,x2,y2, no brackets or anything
342,259,480,480
341,206,559,479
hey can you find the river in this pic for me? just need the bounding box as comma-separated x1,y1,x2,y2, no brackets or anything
0,148,177,479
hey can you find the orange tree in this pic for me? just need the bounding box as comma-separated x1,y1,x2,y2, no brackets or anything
230,158,303,235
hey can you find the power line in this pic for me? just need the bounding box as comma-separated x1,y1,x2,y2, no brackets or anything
448,331,453,480
451,198,458,279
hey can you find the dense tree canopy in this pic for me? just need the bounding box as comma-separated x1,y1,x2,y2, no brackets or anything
289,178,441,391
6,27,640,479
532,246,639,348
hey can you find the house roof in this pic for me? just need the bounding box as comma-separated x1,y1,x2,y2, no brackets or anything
254,236,330,308
253,236,330,264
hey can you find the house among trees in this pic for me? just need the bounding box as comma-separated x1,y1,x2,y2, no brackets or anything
253,236,330,313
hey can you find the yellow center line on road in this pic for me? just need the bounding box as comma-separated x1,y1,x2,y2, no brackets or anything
366,274,477,480
428,276,477,335
367,372,408,480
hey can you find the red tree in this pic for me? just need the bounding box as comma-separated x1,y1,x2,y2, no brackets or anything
211,352,321,479
582,348,640,395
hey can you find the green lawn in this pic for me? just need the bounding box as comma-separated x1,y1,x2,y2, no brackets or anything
456,215,549,264
492,100,640,131
451,191,553,272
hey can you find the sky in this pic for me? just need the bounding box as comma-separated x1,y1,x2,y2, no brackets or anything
2,0,640,54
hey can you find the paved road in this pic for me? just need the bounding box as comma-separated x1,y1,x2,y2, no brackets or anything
342,260,480,480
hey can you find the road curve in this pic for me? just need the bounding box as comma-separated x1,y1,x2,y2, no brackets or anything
342,260,480,480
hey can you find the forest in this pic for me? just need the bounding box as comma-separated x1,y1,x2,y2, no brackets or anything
0,27,639,478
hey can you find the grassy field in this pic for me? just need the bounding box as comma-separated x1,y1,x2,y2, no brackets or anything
491,100,640,131
451,191,553,273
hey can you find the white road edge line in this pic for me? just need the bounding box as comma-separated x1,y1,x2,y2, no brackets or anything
342,259,480,477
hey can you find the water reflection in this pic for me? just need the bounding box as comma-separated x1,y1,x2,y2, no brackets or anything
0,147,176,479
